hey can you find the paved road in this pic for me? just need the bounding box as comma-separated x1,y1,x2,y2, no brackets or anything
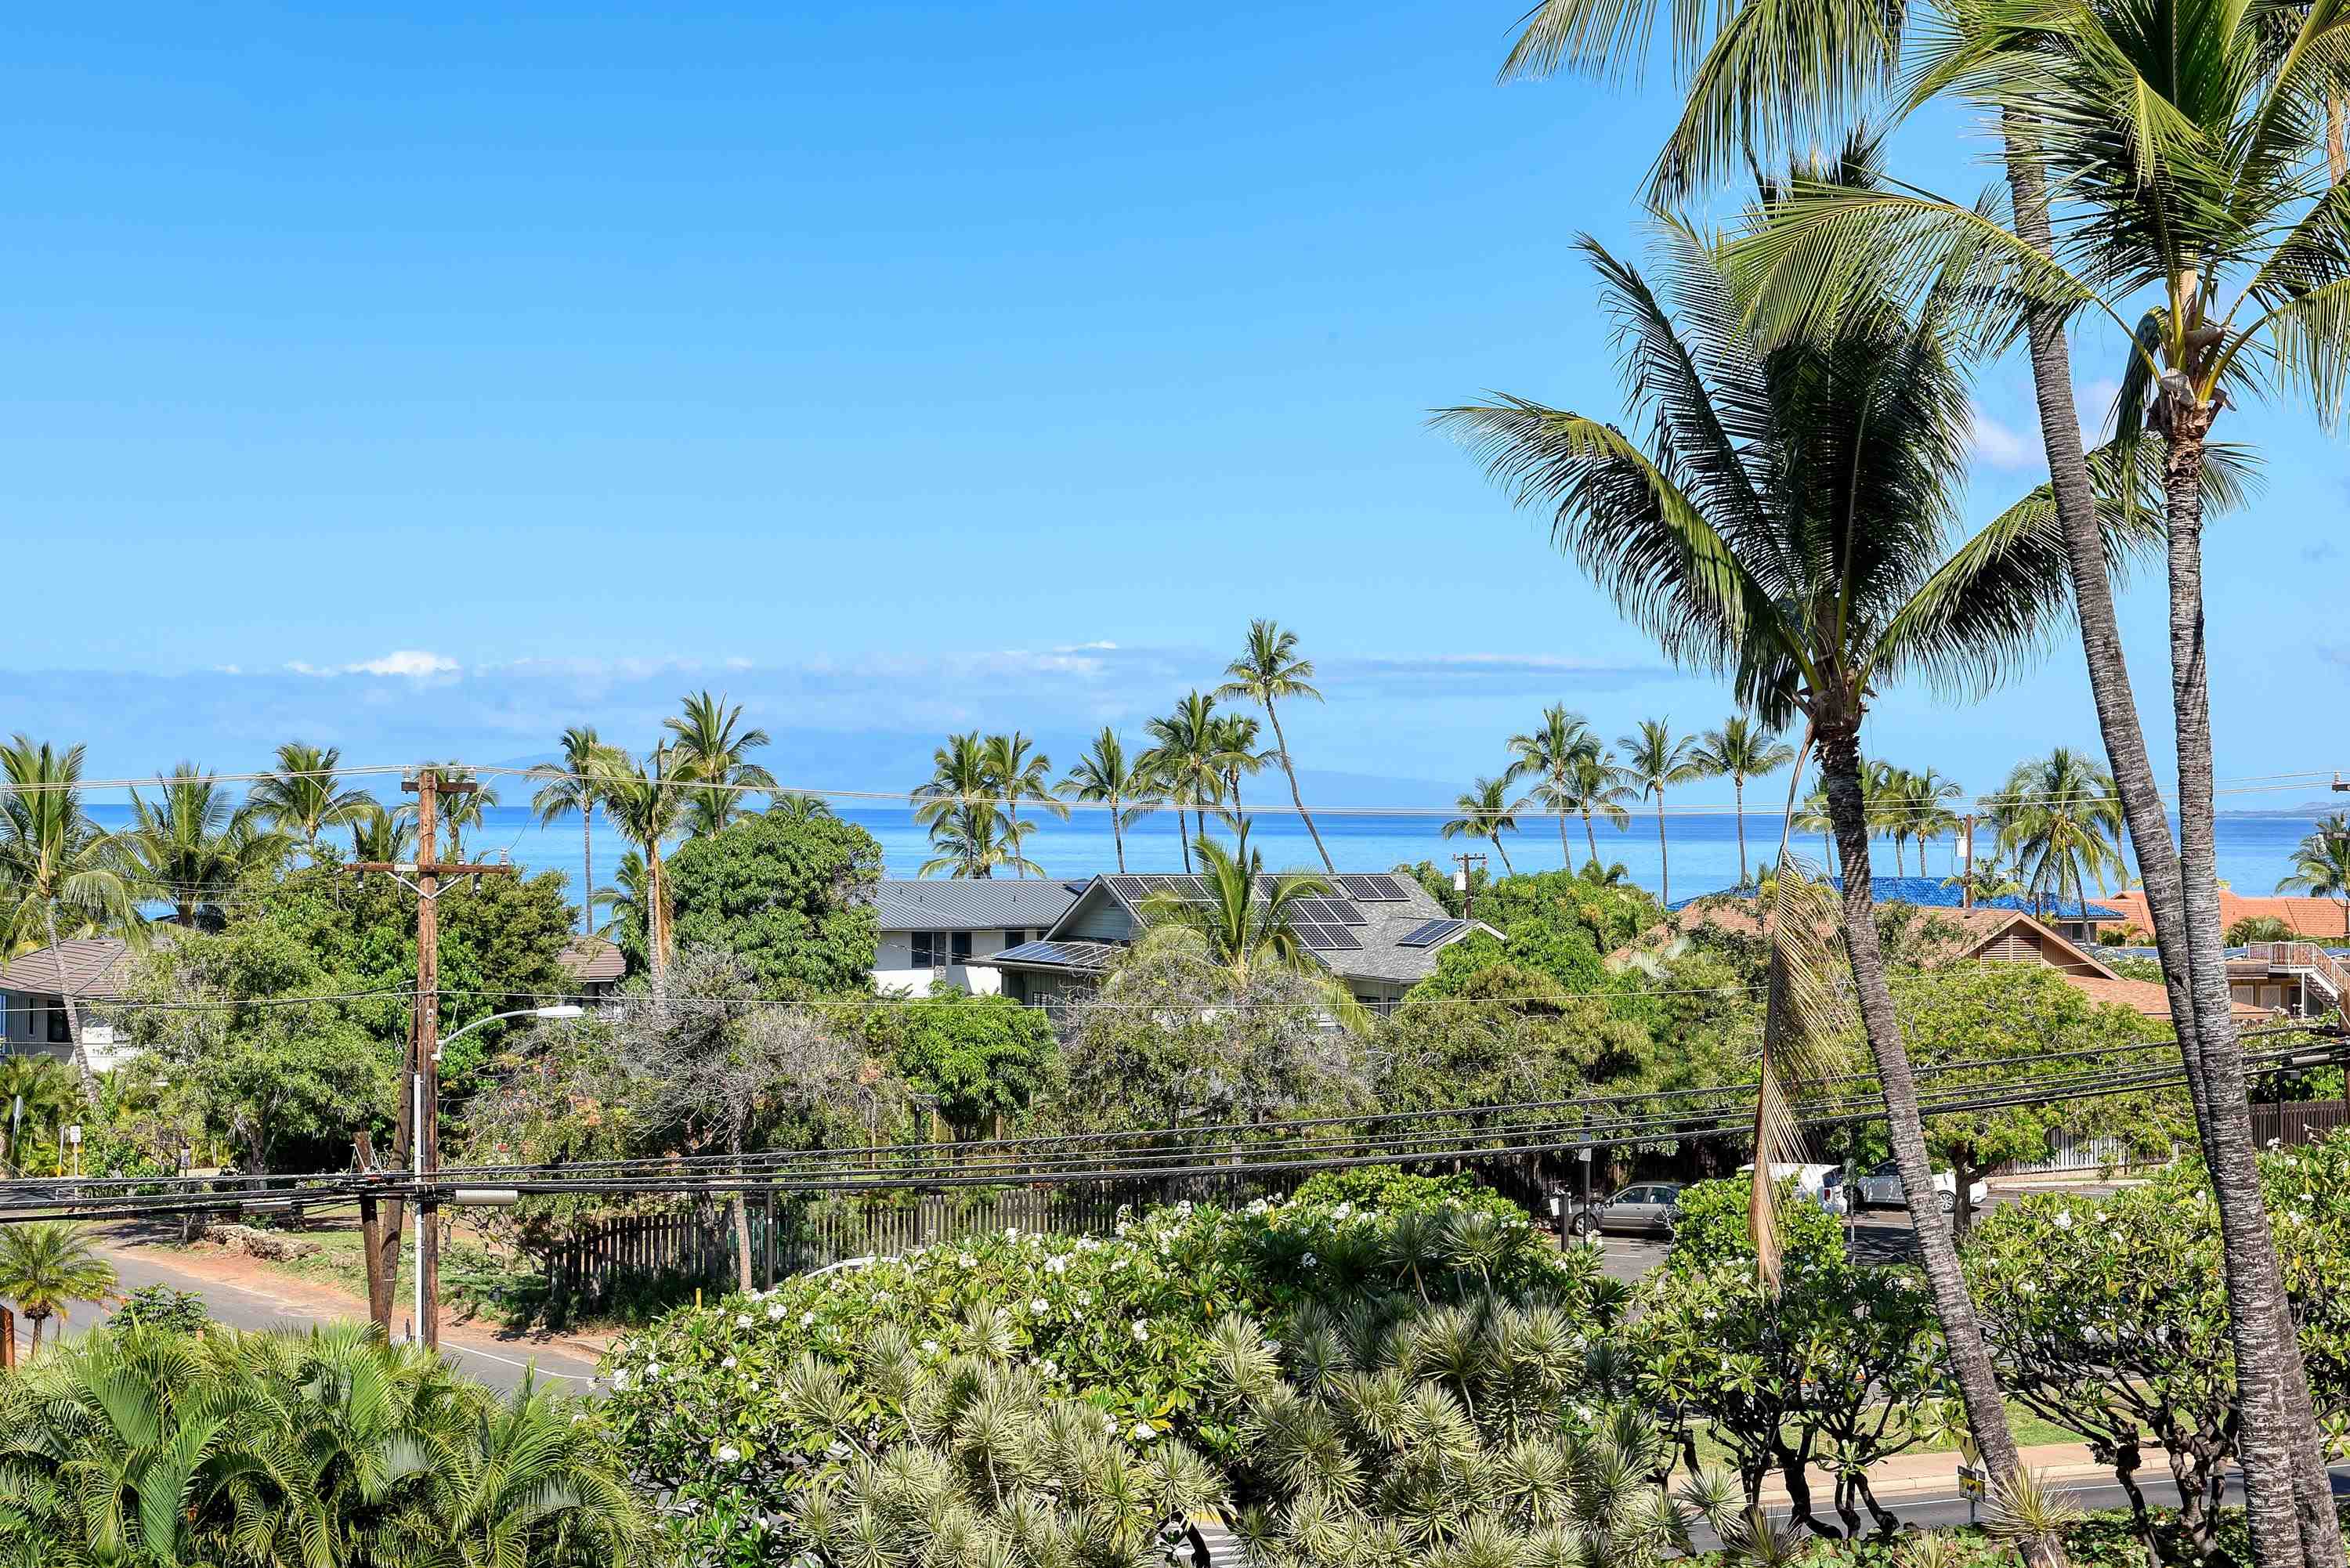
1729,1463,2350,1540
45,1245,605,1393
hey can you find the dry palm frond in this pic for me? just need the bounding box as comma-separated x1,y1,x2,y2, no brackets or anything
1752,854,1855,1294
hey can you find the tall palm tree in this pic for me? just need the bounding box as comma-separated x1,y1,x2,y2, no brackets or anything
913,732,992,874
121,764,292,927
1691,716,1795,887
1437,191,2136,1532
1561,748,1636,870
665,691,778,837
1504,703,1600,868
1616,721,1703,905
1141,692,1227,875
769,791,835,823
982,731,1067,880
1217,619,1337,873
1794,782,1838,873
1902,767,1967,880
1441,776,1523,877
1137,822,1348,1006
592,746,689,1000
0,738,139,1100
2279,813,2350,941
530,726,617,938
915,803,1040,880
1865,761,1910,876
1991,750,2128,920
349,803,416,865
0,1057,76,1171
248,742,376,851
1206,712,1271,826
595,851,648,945
396,764,501,862
0,1221,114,1358
1057,728,1159,873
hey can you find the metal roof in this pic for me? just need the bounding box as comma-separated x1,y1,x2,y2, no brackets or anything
870,879,1087,932
968,938,1123,972
0,934,172,1001
1043,872,1466,987
555,935,626,984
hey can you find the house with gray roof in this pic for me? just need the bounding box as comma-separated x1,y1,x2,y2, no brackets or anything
965,872,1495,1016
869,879,1089,997
1,934,170,1070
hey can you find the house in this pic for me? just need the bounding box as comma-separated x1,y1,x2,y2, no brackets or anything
0,936,168,1069
965,871,1493,1017
2086,891,2350,1020
1672,876,2126,942
2092,889,2350,945
554,935,627,1004
870,879,1089,996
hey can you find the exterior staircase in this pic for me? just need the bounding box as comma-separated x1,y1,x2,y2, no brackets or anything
2239,941,2350,1018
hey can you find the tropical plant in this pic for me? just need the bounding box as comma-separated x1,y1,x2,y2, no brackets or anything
1560,748,1638,872
1137,822,1332,989
1991,749,2128,920
916,804,1039,880
1141,692,1228,875
2230,916,2298,946
397,763,502,862
0,737,140,1098
530,724,618,938
248,742,377,850
664,807,884,997
1900,766,1968,880
667,691,779,837
595,850,648,947
2278,812,2350,939
982,730,1068,880
1503,703,1600,869
0,1221,114,1357
348,801,416,865
1056,728,1159,874
0,1057,78,1172
1442,775,1524,876
119,763,292,927
1691,717,1795,887
1206,711,1271,826
1614,721,1702,905
1217,619,1336,872
1436,179,2149,1525
592,745,690,999
913,732,996,878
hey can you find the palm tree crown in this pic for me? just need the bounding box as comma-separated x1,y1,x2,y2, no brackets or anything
530,725,618,938
0,736,140,1097
1141,693,1227,876
121,763,292,927
1442,776,1524,878
1216,618,1336,873
0,1220,115,1357
592,745,690,996
1692,715,1795,887
248,742,376,849
1990,748,2128,919
1056,728,1159,875
1505,704,1601,869
2279,813,2350,939
1614,720,1704,905
665,691,778,837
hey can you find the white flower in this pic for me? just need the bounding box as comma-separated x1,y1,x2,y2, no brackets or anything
718,1444,742,1463
1046,1255,1069,1275
1040,1359,1059,1377
1130,1422,1156,1441
735,1314,753,1328
1132,1320,1150,1343
1855,1305,1871,1320
827,1440,851,1459
960,1253,978,1269
921,1339,940,1355
1076,1291,1093,1306
644,1364,661,1381
2018,1281,2037,1295
1302,1252,1319,1270
801,1313,816,1327
1104,1415,1119,1434
1006,1227,1020,1240
1331,1202,1353,1221
2053,1211,2073,1231
1032,1298,1051,1316
768,1302,786,1322
721,1356,738,1370
610,1370,629,1390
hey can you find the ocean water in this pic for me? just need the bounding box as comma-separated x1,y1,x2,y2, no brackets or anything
98,802,2337,912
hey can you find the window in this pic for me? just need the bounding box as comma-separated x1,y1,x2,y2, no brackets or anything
910,932,974,967
43,999,70,1046
952,931,972,964
1003,930,1026,948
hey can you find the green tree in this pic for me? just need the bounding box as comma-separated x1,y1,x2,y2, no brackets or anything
881,992,1058,1140
248,742,377,851
664,804,884,997
530,724,618,937
0,736,140,1099
0,1057,78,1171
666,690,779,837
1205,711,1269,826
2278,813,2350,940
393,763,502,863
1437,193,2134,1518
120,763,292,927
1691,716,1795,887
981,730,1067,880
349,801,415,865
592,745,690,999
1615,719,1701,905
1505,703,1600,868
1138,822,1329,989
1141,692,1227,874
1992,748,2128,919
0,1222,115,1358
1562,747,1636,869
1441,775,1523,876
1900,765,1968,880
1055,727,1160,874
1217,618,1336,873
913,733,1040,880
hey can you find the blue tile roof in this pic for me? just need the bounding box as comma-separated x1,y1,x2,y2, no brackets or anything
1668,876,2124,922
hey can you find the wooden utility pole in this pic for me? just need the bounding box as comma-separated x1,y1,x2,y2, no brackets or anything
1451,851,1488,921
1961,815,1976,909
346,765,513,1350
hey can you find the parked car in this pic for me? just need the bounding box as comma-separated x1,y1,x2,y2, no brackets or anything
1567,1181,1684,1237
1735,1161,1840,1202
1845,1159,1990,1214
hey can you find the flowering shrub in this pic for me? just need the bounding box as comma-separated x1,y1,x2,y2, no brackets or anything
603,1190,1595,1566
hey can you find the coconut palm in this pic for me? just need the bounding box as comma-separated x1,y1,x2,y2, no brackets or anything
349,802,416,865
1616,721,1703,905
2229,915,2299,945
769,791,835,823
592,746,689,999
1562,747,1637,871
917,802,1043,880
1217,619,1337,872
1137,821,1343,999
982,731,1068,880
1991,749,2128,920
913,732,992,873
120,764,293,927
1505,703,1601,868
1691,717,1795,887
0,1221,114,1357
1865,761,1910,875
0,1057,76,1171
395,764,501,862
1141,692,1227,875
1056,728,1160,873
666,690,778,837
248,742,377,851
1206,711,1271,826
1901,766,1968,880
1794,782,1838,872
2279,813,2350,940
1437,187,2143,1530
1442,776,1524,877
595,850,648,946
530,725,617,938
0,738,140,1100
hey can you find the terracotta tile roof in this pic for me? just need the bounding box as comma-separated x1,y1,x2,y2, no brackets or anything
2061,972,2267,1023
2097,890,2350,943
555,935,626,985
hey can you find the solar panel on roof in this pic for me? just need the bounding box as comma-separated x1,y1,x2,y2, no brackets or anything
1325,899,1368,927
1366,875,1411,901
1398,918,1469,948
1108,876,1149,902
1316,924,1361,951
1292,921,1340,951
1337,873,1410,901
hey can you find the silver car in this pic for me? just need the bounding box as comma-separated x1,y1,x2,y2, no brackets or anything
1570,1181,1684,1237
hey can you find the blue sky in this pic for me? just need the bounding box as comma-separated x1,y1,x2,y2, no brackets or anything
4,3,2345,806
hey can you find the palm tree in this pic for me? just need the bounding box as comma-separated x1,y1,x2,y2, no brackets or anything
595,851,647,945
1441,776,1523,877
1206,712,1271,826
913,732,992,874
0,738,140,1100
1137,822,1344,1002
349,802,416,865
0,1221,114,1357
530,726,617,938
1691,717,1795,887
1902,767,1967,880
1217,619,1337,873
592,746,689,999
2279,813,2350,940
248,742,376,850
1794,782,1838,873
982,731,1067,880
1560,748,1636,870
1504,703,1600,868
769,791,835,823
120,764,293,927
1437,190,2129,1533
665,690,778,837
1616,721,1702,905
1991,750,2128,921
1141,692,1227,874
396,764,501,862
1056,728,1159,873
1866,761,1910,876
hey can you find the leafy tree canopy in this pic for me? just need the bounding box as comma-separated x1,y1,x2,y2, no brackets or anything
868,991,1058,1139
663,807,882,998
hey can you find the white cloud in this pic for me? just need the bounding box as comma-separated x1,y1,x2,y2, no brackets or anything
285,650,462,678
1969,405,2037,471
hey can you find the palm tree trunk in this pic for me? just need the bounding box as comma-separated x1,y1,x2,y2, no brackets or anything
42,907,96,1106
1179,807,1194,876
1734,777,1748,887
1654,793,1669,905
1492,834,1515,877
1265,703,1335,873
1817,722,2054,1564
647,844,671,1006
1556,779,1573,868
1582,809,1600,869
2007,116,2337,1568
1112,793,1126,874
582,809,595,939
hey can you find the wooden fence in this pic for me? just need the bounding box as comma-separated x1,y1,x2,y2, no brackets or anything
2250,1098,2349,1149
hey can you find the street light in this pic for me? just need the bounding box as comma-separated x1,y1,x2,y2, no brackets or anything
407,1003,584,1340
